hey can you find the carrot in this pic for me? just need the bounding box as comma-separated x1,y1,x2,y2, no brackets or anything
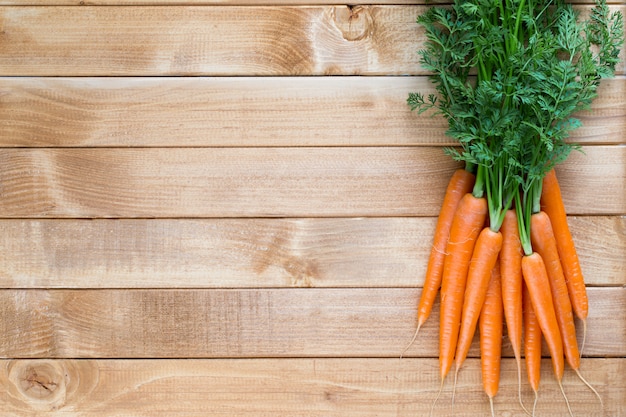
403,168,475,356
439,192,488,382
479,258,503,416
530,211,580,370
499,208,526,413
540,169,588,324
531,210,604,408
453,226,502,377
522,252,572,416
523,281,542,415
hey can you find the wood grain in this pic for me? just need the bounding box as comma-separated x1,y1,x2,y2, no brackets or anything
0,6,422,76
0,146,624,218
1,76,623,147
0,6,624,76
0,216,623,288
0,288,623,358
0,358,623,416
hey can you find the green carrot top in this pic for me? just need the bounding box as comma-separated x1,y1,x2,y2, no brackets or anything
408,0,624,252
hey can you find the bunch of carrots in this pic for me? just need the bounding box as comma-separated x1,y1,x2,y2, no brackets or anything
404,0,623,415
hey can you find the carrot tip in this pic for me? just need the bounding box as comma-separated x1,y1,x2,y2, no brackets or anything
400,322,422,359
558,380,574,417
575,368,604,411
429,378,445,417
515,357,532,416
451,365,460,407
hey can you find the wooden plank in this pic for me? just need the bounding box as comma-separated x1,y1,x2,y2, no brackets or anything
0,146,624,218
0,216,623,288
0,6,422,76
0,358,623,416
1,76,623,147
0,6,624,76
0,288,623,358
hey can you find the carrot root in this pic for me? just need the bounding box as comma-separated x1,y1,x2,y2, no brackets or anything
429,378,445,417
575,368,604,411
558,380,574,417
400,323,421,359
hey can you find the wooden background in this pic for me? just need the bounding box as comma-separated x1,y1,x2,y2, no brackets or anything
0,0,624,415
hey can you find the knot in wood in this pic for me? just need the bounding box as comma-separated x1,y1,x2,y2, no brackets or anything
332,6,373,42
8,360,68,410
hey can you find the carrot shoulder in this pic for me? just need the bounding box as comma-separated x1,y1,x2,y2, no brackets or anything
439,192,488,381
540,168,588,322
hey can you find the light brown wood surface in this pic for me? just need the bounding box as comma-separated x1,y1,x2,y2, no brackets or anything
0,6,624,76
0,288,623,358
1,77,624,147
1,0,624,415
0,216,623,288
0,146,624,218
0,358,623,416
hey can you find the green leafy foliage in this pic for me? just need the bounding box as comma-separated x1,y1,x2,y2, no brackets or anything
408,0,623,250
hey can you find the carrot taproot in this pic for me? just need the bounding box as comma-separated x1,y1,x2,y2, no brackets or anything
530,210,604,408
403,168,475,356
479,258,503,416
523,281,541,415
454,226,502,377
499,208,526,413
522,252,572,416
530,211,580,370
540,169,588,324
439,192,488,381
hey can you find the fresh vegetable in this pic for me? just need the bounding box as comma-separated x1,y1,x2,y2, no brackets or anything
438,192,487,381
523,281,542,414
530,210,604,407
405,0,623,412
402,167,475,356
521,252,571,415
453,227,502,379
500,208,525,411
479,259,503,416
530,210,580,370
541,168,588,326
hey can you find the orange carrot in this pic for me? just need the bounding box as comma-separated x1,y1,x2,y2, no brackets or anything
479,258,503,415
439,192,488,381
523,281,542,414
530,211,579,370
531,210,603,407
540,169,588,323
499,208,525,412
521,252,564,381
454,226,502,377
522,252,572,415
404,168,475,355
